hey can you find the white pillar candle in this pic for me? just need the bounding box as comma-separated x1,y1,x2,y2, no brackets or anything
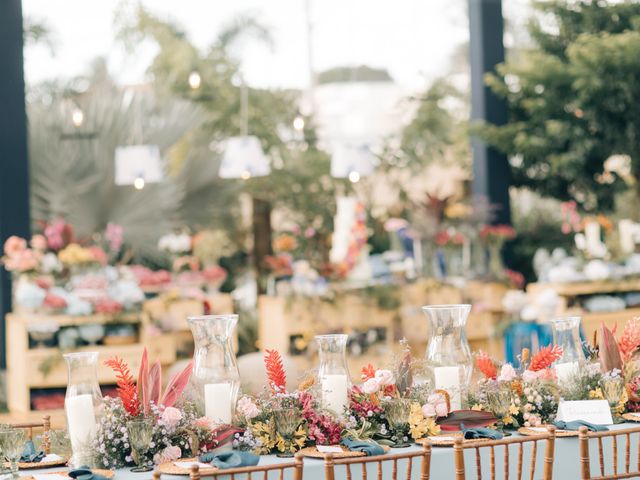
65,394,97,450
619,220,635,254
434,366,462,410
585,222,602,257
321,374,349,415
555,361,579,383
204,383,232,424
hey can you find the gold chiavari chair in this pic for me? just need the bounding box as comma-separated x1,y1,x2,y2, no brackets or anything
10,414,51,454
152,454,304,480
578,425,640,479
323,443,432,480
454,426,556,480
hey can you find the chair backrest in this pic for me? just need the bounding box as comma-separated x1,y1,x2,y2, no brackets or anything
323,443,432,480
453,426,556,480
160,454,305,480
10,415,51,454
578,425,640,479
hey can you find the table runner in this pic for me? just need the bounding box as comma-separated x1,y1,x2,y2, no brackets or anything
21,424,640,479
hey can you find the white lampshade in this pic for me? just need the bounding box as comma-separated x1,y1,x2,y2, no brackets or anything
114,145,163,186
219,136,270,179
330,143,375,179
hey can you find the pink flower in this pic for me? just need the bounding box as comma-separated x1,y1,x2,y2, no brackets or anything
497,364,517,382
30,235,47,251
362,378,381,394
88,246,108,265
4,236,26,257
423,393,448,418
522,368,556,383
5,248,41,272
195,416,216,430
44,219,74,251
43,293,67,310
304,228,316,238
105,223,123,252
422,403,436,417
161,406,183,428
237,396,260,419
521,370,539,383
153,445,182,464
374,369,394,386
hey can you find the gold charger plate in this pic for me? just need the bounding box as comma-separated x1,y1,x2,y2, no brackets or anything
299,445,390,459
12,456,69,470
518,426,578,438
623,413,640,423
157,458,218,476
24,469,114,479
416,433,495,447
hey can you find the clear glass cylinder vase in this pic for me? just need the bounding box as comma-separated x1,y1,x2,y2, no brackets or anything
422,304,473,411
550,316,585,382
188,315,240,426
64,352,103,468
316,334,351,416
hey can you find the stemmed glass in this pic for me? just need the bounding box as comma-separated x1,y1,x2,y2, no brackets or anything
600,375,626,423
273,409,301,458
0,429,26,478
383,398,412,448
486,385,514,434
127,420,153,472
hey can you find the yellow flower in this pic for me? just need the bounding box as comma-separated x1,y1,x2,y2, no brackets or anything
275,425,307,453
502,415,514,426
589,388,604,400
509,404,520,416
409,402,441,440
57,243,95,266
471,404,484,411
250,421,276,455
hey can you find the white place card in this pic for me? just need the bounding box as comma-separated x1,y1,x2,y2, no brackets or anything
527,427,549,433
429,436,456,441
556,400,613,425
174,461,212,469
316,445,344,453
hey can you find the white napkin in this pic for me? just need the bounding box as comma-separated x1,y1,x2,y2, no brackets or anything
316,445,343,453
173,461,212,469
41,454,64,462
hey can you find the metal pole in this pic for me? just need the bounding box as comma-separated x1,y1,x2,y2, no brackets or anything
0,0,31,369
469,0,511,226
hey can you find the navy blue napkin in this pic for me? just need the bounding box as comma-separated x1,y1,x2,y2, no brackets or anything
460,424,504,440
199,451,260,469
553,420,609,432
20,440,45,463
340,438,385,456
68,466,110,480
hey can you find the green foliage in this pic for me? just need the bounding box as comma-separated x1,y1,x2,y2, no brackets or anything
480,0,640,212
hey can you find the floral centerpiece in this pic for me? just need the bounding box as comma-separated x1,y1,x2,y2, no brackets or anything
479,224,517,281
96,349,237,469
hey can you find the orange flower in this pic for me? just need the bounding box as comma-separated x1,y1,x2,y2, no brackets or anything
476,351,498,380
618,317,640,362
273,233,298,253
529,345,563,372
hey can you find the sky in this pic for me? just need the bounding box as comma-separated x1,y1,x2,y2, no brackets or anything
22,0,472,91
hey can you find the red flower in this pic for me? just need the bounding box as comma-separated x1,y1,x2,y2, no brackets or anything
264,350,287,393
361,364,376,381
105,356,140,416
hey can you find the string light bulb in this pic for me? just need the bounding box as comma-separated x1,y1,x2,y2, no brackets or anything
72,108,84,128
293,115,305,131
133,176,145,190
348,171,361,183
188,71,202,90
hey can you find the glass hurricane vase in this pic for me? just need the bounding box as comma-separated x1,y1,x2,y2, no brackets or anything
188,315,240,426
315,334,351,417
422,304,473,411
550,316,585,383
63,352,103,468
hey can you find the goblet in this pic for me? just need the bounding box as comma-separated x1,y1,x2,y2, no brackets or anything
46,429,72,458
78,324,105,346
273,409,302,458
599,375,625,422
383,398,412,448
127,420,154,472
486,385,514,434
0,428,26,478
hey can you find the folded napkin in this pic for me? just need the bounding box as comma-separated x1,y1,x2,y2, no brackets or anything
340,438,385,456
553,420,609,432
68,467,110,480
199,451,260,470
460,424,504,440
20,440,45,463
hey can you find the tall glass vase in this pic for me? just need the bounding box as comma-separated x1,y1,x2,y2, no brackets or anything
63,352,102,468
188,315,240,426
422,304,473,411
316,334,351,416
550,316,585,382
